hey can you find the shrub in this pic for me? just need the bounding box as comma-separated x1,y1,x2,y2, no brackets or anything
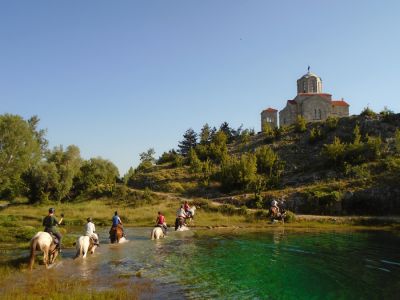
295,115,307,133
344,163,371,180
395,129,400,154
360,106,377,118
284,210,296,223
309,127,323,144
262,123,275,142
322,137,346,165
325,116,339,131
173,155,184,167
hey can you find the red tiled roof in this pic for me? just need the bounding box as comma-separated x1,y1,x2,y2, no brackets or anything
262,107,278,112
287,100,296,105
332,100,349,106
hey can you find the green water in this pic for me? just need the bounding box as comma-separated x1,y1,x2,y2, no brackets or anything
156,228,400,299
1,227,399,299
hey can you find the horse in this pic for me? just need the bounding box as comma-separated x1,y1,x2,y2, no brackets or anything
109,225,127,243
174,217,190,231
29,232,59,269
269,207,286,224
74,233,99,258
151,226,165,240
186,206,196,223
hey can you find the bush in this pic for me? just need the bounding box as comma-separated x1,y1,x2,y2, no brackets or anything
309,127,323,144
284,210,296,223
344,163,371,180
295,115,307,133
322,137,346,165
360,107,377,118
395,129,400,154
325,116,339,131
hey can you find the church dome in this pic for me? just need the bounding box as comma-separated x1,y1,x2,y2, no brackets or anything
297,69,323,94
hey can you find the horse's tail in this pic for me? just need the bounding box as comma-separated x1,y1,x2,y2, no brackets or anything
29,237,38,270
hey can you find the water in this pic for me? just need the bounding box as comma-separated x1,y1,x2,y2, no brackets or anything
1,227,400,299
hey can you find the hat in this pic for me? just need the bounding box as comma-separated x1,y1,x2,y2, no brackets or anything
87,217,92,222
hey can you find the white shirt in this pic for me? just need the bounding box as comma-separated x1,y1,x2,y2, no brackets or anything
85,222,96,236
271,200,278,207
177,208,186,218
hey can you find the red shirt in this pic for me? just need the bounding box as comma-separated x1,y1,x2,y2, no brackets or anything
158,215,165,224
184,203,190,211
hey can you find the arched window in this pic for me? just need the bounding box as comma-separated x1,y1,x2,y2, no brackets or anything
319,109,322,120
314,109,317,119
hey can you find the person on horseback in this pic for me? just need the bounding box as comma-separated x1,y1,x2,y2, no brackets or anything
176,204,187,228
270,199,279,214
155,211,167,235
85,217,99,245
111,211,125,237
43,208,63,251
184,201,192,218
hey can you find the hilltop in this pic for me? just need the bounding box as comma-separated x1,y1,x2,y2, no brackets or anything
127,110,400,216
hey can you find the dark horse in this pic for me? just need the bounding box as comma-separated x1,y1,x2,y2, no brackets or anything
174,217,185,231
109,225,124,243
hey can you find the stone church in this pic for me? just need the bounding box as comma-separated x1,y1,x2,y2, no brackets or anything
261,69,349,129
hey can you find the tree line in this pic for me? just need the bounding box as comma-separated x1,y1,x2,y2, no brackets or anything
0,114,119,203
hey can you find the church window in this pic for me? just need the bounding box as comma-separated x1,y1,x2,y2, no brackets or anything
319,109,322,119
314,109,317,119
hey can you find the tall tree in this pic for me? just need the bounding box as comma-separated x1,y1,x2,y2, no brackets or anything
178,128,198,156
0,114,42,198
220,122,233,141
199,123,211,145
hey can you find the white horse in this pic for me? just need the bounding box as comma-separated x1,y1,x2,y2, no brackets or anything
187,206,196,222
29,232,59,269
151,226,165,240
74,233,99,259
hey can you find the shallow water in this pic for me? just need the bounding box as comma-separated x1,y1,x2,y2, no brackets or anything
1,227,400,299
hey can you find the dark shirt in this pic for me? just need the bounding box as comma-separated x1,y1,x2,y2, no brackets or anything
43,215,59,233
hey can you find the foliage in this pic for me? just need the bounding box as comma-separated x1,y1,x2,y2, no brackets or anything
344,163,371,180
217,153,257,192
157,149,178,164
284,210,296,223
395,129,400,154
322,137,346,166
262,122,275,142
178,128,198,156
73,158,119,198
219,122,234,142
0,114,43,198
139,148,156,164
199,123,212,145
255,145,278,176
295,115,307,133
325,116,339,131
173,154,184,167
309,127,323,144
360,106,377,118
188,148,202,173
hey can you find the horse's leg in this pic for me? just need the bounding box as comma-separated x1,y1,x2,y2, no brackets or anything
43,246,49,268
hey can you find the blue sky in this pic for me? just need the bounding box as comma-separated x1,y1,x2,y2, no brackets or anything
1,1,399,174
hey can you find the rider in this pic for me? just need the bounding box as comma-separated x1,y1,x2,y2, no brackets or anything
270,199,280,216
183,201,192,218
155,211,167,235
43,208,64,251
176,205,187,225
85,217,99,244
112,211,125,237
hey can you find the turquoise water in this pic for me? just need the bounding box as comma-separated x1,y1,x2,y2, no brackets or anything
161,229,400,299
1,227,399,299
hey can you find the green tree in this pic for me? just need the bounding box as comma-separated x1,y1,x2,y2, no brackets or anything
74,157,119,197
255,145,278,176
188,148,202,173
220,122,234,142
208,131,228,162
199,123,212,145
46,145,82,201
0,114,42,198
322,137,346,165
24,161,59,203
353,124,362,145
178,128,198,156
139,148,156,164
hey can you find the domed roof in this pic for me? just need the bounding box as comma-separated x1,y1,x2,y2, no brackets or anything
300,71,320,79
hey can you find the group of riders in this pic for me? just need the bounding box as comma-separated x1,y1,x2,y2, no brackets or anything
42,200,195,250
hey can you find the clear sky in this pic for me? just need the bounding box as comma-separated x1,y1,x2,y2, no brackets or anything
1,1,399,175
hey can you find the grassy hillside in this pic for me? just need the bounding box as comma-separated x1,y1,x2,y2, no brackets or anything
128,112,400,215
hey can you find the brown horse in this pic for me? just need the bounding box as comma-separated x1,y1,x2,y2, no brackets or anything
29,232,59,269
109,225,124,243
